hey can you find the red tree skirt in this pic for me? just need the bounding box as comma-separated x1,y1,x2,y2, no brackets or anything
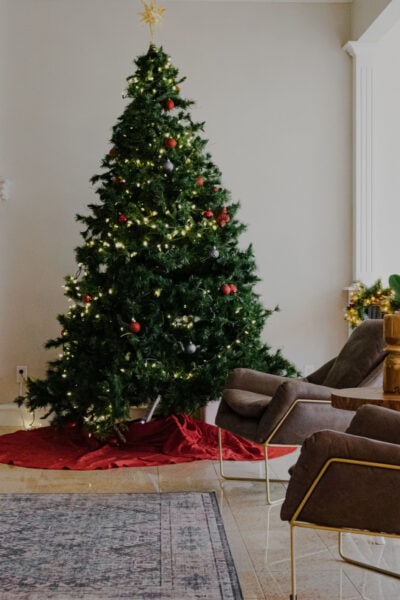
0,414,295,470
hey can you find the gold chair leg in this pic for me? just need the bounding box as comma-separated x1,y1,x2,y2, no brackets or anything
264,442,286,505
289,524,297,600
218,427,287,505
338,532,400,579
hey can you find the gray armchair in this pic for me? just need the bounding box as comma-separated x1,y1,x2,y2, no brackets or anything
215,319,385,503
281,404,400,599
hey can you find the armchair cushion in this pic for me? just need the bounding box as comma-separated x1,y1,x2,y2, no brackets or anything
222,389,271,419
346,403,400,444
305,357,336,385
256,380,334,442
224,368,292,396
280,426,400,533
323,319,385,388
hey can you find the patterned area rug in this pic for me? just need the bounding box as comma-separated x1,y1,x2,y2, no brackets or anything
0,492,243,599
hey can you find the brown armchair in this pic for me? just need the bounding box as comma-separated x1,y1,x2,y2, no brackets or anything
215,319,385,503
281,404,400,600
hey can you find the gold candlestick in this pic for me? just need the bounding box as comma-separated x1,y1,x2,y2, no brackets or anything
383,313,400,393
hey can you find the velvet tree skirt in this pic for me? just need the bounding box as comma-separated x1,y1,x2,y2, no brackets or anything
0,414,295,470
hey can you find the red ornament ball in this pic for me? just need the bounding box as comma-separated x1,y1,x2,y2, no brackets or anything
216,207,231,227
229,284,237,294
82,295,93,303
163,98,175,111
196,176,204,187
112,176,125,185
109,147,117,158
165,137,177,149
203,209,214,219
129,321,141,333
118,214,127,223
220,284,232,296
213,186,219,192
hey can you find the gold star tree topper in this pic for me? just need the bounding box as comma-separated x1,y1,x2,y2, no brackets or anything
139,0,166,39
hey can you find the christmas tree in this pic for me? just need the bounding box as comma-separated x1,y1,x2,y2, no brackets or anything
17,43,297,440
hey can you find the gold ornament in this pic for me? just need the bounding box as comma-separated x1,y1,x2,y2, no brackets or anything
344,279,396,329
139,0,166,38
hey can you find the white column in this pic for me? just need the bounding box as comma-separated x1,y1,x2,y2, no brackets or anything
344,41,377,284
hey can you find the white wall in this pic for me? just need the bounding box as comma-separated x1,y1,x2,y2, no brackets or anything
351,0,392,39
0,0,352,403
373,19,400,283
346,1,400,286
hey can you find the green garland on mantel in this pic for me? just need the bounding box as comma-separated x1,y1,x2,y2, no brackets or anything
345,275,400,328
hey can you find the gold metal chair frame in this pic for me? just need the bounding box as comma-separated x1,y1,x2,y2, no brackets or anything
218,398,328,504
218,426,289,505
288,457,400,600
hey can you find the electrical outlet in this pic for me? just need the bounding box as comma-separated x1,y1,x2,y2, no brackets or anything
16,365,28,383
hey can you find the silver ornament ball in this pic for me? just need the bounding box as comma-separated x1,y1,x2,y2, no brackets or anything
210,246,220,259
185,341,197,354
163,158,174,173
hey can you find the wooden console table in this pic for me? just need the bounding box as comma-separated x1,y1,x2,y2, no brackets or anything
331,387,400,412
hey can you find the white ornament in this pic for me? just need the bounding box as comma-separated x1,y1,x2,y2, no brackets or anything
163,158,174,173
185,341,197,354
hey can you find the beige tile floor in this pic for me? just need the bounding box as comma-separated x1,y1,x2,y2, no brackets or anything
0,406,400,599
